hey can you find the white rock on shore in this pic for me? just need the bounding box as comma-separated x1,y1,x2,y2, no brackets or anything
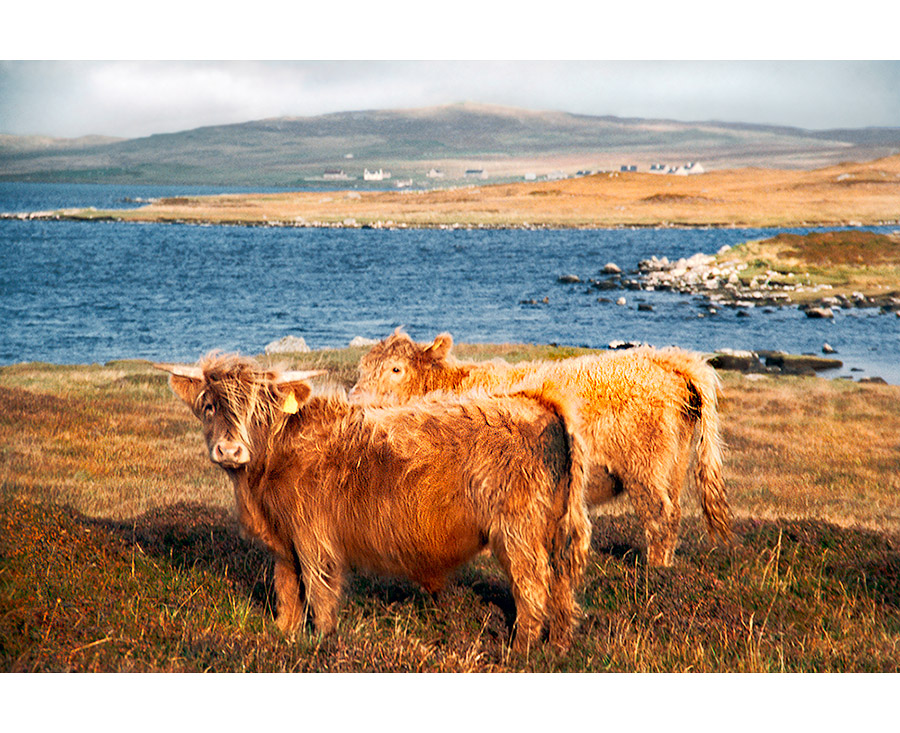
265,335,311,354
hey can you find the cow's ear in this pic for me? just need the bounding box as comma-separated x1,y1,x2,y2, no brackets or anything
154,364,204,407
277,381,312,414
426,332,453,361
169,374,204,407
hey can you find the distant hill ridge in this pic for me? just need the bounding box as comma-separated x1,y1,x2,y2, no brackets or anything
2,102,899,186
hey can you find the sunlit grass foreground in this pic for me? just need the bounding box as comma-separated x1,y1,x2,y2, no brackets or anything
2,345,898,671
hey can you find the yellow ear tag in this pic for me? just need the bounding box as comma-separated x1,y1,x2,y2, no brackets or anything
281,390,300,414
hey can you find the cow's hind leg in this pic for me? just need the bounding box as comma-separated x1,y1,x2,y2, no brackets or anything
490,530,551,653
545,530,588,651
627,478,681,567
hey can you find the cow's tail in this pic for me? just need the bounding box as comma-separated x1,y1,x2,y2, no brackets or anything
517,380,592,648
682,357,733,543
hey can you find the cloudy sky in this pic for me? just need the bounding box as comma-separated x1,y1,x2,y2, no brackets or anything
3,4,898,139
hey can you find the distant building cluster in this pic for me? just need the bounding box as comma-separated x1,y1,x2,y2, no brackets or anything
315,158,707,186
646,162,706,175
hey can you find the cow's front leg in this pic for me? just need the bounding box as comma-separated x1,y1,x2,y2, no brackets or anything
273,556,305,634
299,555,346,636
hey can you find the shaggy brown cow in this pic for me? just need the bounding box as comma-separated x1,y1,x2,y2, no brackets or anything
352,330,733,567
156,353,590,652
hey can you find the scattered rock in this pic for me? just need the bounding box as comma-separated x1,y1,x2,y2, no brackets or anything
708,349,765,373
804,307,834,319
558,274,581,284
616,297,627,306
265,335,310,354
822,342,837,354
860,376,888,384
758,351,843,374
601,262,622,275
637,303,654,312
608,340,645,350
591,279,620,291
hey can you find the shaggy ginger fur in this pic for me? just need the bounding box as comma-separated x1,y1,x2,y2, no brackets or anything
352,330,733,567
158,353,591,652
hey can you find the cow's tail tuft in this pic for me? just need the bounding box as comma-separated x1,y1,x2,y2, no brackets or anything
685,362,733,542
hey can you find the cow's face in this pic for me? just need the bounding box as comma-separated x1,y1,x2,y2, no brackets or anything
193,382,254,469
352,331,452,401
157,358,321,471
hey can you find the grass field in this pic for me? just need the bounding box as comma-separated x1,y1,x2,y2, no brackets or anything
2,345,899,672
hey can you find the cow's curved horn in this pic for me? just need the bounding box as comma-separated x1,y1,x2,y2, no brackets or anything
275,370,327,383
154,363,204,379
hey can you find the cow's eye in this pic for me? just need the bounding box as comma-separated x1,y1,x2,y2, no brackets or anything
392,367,401,374
203,404,215,418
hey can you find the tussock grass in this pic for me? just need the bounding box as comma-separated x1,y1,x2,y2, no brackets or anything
2,353,899,671
722,230,900,301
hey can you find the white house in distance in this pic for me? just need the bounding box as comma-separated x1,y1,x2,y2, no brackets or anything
427,168,445,178
364,168,391,181
649,161,706,175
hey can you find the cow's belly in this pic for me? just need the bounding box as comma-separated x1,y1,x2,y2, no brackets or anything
339,500,485,590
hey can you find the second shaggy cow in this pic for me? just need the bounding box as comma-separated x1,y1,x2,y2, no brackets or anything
352,330,733,567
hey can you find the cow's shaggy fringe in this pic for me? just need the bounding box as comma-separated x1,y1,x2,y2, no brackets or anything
161,352,591,652
353,330,733,566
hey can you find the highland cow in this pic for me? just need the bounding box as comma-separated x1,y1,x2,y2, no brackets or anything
351,330,733,567
157,353,590,652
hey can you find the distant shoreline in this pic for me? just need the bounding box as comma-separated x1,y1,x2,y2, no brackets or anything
5,209,900,231
4,155,898,230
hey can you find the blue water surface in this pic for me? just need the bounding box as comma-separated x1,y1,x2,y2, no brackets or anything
1,183,898,383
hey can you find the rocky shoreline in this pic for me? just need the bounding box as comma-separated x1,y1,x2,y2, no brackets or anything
4,208,899,233
577,246,900,317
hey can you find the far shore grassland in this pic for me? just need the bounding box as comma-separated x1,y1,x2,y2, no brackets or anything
56,154,900,230
2,346,899,672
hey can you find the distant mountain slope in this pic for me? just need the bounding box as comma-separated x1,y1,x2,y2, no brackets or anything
0,133,123,153
1,102,898,186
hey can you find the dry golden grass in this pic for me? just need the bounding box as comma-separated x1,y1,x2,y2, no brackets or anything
75,155,900,228
717,372,900,533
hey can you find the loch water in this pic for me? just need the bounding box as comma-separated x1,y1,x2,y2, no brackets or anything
1,182,898,383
